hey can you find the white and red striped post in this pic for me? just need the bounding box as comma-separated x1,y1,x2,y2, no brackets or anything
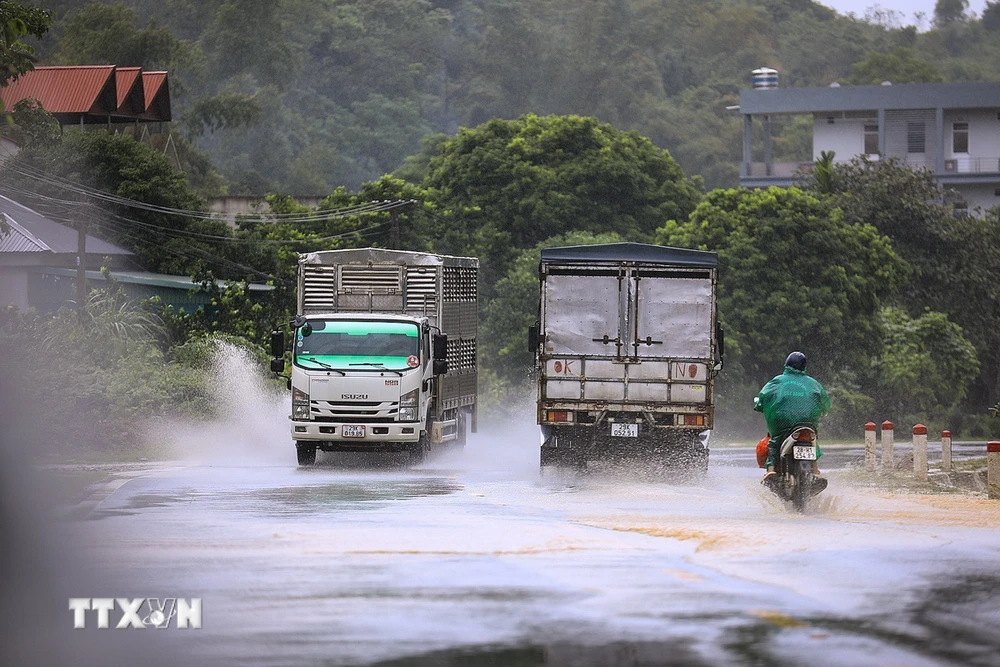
864,422,877,471
941,430,953,471
988,442,1000,500
881,420,895,472
912,424,928,481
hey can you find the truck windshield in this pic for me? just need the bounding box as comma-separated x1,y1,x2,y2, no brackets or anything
294,321,420,371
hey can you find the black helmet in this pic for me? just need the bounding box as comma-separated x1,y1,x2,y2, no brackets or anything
785,351,807,371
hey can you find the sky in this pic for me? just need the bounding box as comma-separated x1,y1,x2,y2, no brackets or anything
819,0,989,28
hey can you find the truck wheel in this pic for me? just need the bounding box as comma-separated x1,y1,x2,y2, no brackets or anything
454,410,468,448
296,442,317,466
408,431,431,466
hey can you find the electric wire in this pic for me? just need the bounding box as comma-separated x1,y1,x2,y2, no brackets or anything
4,161,415,223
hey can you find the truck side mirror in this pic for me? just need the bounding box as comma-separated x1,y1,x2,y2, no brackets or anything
714,323,725,371
270,330,285,358
433,333,448,375
270,358,285,374
527,324,539,355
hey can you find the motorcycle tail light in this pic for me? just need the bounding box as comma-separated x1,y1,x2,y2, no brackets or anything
795,430,815,442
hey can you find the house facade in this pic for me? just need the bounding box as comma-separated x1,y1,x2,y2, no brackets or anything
738,81,1000,215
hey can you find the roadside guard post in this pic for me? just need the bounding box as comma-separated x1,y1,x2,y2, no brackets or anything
881,421,895,472
941,430,952,472
865,422,877,471
988,442,1000,500
912,424,928,481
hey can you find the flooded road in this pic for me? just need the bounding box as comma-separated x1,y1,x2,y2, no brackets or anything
38,433,1000,667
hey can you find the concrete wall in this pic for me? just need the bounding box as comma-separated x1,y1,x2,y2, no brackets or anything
953,183,1000,213
0,267,29,309
813,117,867,161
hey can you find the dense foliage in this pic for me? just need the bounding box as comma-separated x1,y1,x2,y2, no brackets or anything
23,0,1000,194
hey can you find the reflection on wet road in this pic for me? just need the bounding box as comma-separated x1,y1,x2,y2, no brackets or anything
55,437,1000,667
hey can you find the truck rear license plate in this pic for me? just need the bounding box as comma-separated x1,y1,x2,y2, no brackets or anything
793,445,816,460
342,425,366,438
610,423,638,437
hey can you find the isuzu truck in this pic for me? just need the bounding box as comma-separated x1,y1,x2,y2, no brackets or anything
530,242,723,473
271,248,478,465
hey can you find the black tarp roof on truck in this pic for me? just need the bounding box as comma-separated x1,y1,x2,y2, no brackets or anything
540,242,718,268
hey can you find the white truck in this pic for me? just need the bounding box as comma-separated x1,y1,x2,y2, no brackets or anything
529,242,723,472
270,248,478,465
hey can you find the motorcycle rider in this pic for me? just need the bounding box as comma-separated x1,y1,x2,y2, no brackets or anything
754,351,830,495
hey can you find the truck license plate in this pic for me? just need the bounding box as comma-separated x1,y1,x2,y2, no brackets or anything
610,423,638,437
342,425,366,438
793,445,816,460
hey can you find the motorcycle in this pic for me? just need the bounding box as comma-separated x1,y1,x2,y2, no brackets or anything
766,424,826,512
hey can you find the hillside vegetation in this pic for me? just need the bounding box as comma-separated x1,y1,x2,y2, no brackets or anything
29,0,1000,193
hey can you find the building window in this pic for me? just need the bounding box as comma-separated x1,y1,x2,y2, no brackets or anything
953,201,969,218
864,124,879,155
907,121,926,153
953,122,969,154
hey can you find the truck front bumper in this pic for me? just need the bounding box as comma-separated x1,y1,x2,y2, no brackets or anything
290,421,421,444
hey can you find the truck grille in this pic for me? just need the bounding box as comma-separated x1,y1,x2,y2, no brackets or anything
311,400,399,422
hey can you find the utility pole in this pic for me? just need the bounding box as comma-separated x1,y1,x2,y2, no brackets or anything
389,206,400,250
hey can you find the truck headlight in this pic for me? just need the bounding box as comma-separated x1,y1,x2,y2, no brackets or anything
398,388,419,422
293,387,310,420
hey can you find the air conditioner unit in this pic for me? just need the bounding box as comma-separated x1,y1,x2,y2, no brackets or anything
944,159,958,172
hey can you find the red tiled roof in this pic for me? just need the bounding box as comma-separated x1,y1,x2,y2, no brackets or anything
116,66,141,106
0,65,117,114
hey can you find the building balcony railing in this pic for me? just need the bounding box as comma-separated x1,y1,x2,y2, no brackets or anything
744,162,813,179
941,157,1000,174
744,156,1000,181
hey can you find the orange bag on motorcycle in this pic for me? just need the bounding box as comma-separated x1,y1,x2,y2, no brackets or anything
755,435,770,468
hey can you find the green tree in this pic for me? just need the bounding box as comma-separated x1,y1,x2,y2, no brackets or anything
934,0,968,27
0,0,50,89
875,306,979,416
817,156,1000,409
849,46,944,84
984,1,1000,31
52,1,181,67
656,186,906,389
423,113,702,291
7,96,58,147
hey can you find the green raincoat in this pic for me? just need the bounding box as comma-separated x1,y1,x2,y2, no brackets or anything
754,365,830,468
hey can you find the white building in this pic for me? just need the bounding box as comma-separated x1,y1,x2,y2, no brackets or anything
738,81,1000,215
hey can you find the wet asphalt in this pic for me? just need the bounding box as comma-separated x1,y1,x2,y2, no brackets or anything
20,439,1000,667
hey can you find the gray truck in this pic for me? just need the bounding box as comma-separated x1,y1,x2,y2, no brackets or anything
270,248,478,465
530,242,723,472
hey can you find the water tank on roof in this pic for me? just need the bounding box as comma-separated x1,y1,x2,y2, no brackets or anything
751,67,779,89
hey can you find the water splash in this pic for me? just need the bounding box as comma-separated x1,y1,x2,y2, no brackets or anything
155,341,291,465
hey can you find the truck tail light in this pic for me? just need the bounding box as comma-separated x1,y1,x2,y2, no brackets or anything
679,414,704,426
546,411,572,423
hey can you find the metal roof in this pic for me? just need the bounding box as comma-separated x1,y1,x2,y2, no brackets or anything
740,81,1000,115
0,66,172,124
0,214,49,252
541,242,718,268
0,193,131,256
141,71,171,121
0,65,117,115
114,66,146,117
